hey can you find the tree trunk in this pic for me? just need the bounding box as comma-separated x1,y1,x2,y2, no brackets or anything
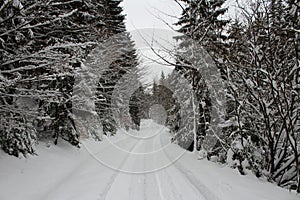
191,91,198,153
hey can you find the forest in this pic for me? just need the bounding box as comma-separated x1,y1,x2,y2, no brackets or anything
0,0,299,193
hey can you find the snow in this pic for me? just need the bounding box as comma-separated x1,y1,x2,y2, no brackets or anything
0,120,298,200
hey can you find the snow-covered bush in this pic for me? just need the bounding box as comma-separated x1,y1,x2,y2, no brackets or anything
0,119,36,157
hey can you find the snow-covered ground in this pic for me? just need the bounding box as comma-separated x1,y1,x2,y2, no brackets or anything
0,120,298,200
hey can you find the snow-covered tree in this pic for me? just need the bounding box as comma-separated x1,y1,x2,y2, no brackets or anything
223,0,300,190
92,0,139,135
169,0,228,152
0,0,134,156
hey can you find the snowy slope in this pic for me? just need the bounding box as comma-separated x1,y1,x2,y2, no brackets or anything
0,120,298,200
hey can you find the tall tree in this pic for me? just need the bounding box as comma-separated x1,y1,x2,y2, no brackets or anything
94,0,139,135
170,0,229,152
0,0,120,156
223,0,300,190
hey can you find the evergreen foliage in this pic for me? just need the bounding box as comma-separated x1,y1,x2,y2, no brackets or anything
0,0,139,156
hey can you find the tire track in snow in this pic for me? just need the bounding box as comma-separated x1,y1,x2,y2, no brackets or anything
172,163,220,200
99,123,163,200
97,135,144,200
40,134,133,200
142,142,147,200
157,126,221,200
152,130,187,200
152,125,166,200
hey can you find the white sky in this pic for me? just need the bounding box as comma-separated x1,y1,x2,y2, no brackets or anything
121,0,181,31
121,0,240,31
120,0,240,85
121,0,181,85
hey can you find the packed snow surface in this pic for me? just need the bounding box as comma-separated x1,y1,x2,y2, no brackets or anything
0,120,298,200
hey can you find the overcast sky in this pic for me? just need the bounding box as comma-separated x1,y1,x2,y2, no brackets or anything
120,0,181,85
121,0,181,31
120,0,239,85
122,0,239,30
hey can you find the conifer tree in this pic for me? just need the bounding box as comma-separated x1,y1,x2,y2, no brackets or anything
95,0,139,135
170,0,228,152
0,0,117,155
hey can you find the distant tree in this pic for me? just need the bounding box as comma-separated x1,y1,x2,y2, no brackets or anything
129,86,145,130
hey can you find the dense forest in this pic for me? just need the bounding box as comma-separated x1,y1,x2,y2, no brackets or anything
0,0,299,192
0,0,141,156
142,0,299,191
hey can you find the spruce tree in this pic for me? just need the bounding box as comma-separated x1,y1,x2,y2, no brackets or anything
95,0,139,135
170,0,228,152
0,0,111,155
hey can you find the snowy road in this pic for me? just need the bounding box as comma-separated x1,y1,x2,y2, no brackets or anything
100,121,209,200
0,120,298,200
42,120,209,200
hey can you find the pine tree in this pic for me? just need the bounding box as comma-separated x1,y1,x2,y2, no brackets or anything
0,0,112,155
170,0,228,152
129,86,145,130
94,0,139,135
175,0,228,55
166,71,196,151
